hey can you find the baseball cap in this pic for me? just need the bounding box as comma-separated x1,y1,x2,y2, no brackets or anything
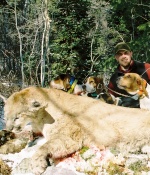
114,42,131,54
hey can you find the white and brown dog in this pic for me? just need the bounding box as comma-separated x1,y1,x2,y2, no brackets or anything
50,74,117,104
49,74,96,95
84,76,117,104
116,73,150,110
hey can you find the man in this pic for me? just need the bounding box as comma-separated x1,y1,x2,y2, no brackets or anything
108,42,150,107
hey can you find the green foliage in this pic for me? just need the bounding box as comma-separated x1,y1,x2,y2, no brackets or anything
0,0,149,85
108,0,150,62
49,0,92,79
137,22,150,31
105,161,125,175
79,146,89,155
128,160,150,173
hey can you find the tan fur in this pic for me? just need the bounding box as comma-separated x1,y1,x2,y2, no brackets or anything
2,87,150,174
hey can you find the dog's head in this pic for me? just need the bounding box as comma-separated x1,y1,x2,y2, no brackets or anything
50,74,71,91
84,76,97,93
84,76,105,94
116,73,148,97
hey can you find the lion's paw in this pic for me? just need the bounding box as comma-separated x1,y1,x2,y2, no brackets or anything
30,150,50,175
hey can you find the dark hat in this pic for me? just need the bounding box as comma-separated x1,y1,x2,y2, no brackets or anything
114,42,131,54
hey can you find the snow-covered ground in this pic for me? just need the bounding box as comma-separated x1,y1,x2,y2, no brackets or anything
0,137,46,175
1,137,150,175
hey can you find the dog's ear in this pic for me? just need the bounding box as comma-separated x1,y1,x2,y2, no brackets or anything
136,78,142,86
137,78,149,98
65,83,71,90
95,77,104,88
93,76,103,84
141,80,149,98
59,74,68,80
63,77,71,90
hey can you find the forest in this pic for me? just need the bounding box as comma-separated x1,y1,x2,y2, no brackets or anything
0,0,149,87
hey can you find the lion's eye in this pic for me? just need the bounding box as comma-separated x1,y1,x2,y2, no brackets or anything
14,117,19,121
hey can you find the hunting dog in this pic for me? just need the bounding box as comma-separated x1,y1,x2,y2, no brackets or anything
49,74,96,95
116,73,150,110
50,74,116,104
1,87,150,174
84,76,117,104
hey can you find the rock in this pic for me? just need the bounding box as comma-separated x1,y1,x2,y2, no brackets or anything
42,166,78,175
0,158,12,175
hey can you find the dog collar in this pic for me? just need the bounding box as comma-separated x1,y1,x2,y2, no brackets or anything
69,76,76,86
68,78,78,94
87,92,98,98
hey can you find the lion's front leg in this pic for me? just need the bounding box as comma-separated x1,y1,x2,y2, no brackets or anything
29,145,49,175
30,134,83,175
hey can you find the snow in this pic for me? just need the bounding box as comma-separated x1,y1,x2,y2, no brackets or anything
0,137,46,175
1,138,150,175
